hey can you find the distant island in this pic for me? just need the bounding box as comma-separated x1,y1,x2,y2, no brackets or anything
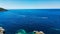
0,8,7,11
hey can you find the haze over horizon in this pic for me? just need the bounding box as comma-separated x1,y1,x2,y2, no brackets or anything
0,0,60,9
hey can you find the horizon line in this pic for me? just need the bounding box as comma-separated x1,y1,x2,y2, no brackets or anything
6,8,60,9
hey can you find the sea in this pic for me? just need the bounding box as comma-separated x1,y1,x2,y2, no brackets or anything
0,9,60,34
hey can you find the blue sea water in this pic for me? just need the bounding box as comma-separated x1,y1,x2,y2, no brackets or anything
0,9,60,34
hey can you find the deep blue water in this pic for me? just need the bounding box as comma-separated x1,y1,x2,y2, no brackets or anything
0,9,60,34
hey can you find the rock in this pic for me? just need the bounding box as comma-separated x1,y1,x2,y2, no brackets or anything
0,27,5,34
16,29,27,34
33,31,45,34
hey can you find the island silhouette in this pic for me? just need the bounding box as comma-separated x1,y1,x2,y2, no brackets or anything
0,8,7,11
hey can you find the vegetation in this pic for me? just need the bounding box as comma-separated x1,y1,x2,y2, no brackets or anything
0,8,7,11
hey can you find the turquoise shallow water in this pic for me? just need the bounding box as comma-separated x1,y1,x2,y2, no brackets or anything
0,9,60,34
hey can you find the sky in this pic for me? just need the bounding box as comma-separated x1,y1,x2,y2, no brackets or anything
0,0,60,9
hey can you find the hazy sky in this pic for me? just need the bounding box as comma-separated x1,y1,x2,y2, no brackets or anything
0,0,60,9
